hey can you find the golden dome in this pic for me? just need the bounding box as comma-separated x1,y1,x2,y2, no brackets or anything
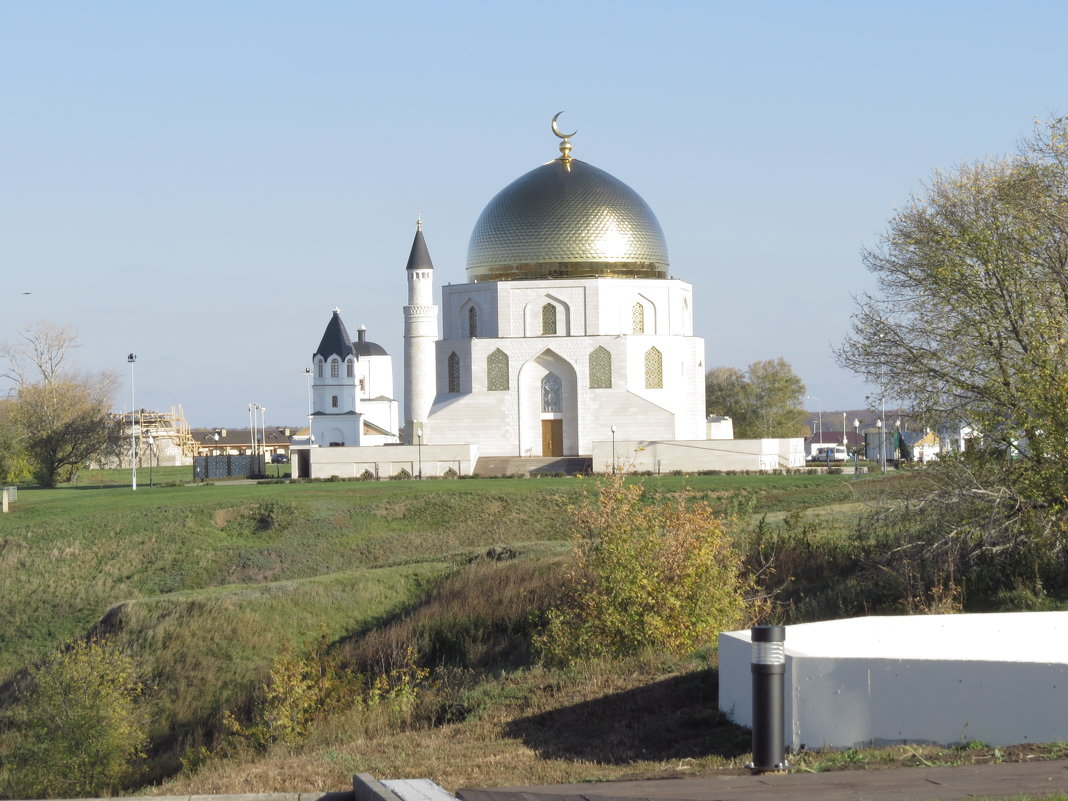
466,155,669,283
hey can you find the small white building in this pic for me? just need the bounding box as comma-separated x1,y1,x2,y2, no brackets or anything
307,310,399,449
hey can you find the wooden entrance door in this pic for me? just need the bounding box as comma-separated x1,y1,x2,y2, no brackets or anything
541,420,563,456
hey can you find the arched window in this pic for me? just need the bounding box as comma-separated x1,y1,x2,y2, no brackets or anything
330,358,339,378
448,352,461,393
317,359,323,378
644,347,663,389
331,395,339,408
589,346,612,388
468,306,478,338
346,358,354,378
487,348,509,390
541,372,562,412
632,302,645,333
541,303,557,335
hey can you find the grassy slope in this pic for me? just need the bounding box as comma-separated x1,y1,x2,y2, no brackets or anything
1,470,907,793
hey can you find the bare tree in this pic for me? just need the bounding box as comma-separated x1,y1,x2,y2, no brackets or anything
1,322,80,388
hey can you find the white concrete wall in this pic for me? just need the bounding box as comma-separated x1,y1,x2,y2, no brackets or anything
719,613,1068,750
592,438,805,473
707,417,734,440
301,443,478,479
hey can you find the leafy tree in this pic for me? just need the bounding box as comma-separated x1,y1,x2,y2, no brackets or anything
0,398,31,483
836,116,1068,505
705,358,807,438
1,322,116,487
4,639,147,799
538,475,763,664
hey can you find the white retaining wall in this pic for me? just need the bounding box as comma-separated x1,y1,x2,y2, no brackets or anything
592,437,806,474
301,444,478,479
718,613,1068,749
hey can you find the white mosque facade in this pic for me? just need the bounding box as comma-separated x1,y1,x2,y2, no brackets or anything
291,120,804,477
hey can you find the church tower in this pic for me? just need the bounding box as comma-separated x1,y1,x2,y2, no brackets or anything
310,308,361,447
403,219,438,444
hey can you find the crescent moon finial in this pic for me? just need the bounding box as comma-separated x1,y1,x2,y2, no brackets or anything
551,111,577,168
551,111,577,139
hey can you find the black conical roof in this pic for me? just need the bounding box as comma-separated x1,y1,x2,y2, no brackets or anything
314,309,356,360
405,227,434,271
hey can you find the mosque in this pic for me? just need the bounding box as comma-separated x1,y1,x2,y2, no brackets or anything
291,116,802,478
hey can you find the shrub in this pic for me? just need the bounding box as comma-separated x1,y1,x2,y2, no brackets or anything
538,475,764,664
4,639,147,799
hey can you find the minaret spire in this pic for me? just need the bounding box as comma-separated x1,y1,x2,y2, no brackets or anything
403,219,438,444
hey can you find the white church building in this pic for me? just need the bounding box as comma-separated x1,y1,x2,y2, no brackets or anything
291,119,804,478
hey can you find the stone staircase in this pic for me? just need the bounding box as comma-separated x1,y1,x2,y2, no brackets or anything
472,455,592,477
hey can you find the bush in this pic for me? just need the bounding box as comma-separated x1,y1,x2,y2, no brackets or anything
224,644,330,748
3,639,147,799
538,475,763,664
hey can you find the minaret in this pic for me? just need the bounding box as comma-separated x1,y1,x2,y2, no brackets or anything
403,218,438,444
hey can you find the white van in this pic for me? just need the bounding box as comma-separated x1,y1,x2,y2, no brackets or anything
812,444,848,462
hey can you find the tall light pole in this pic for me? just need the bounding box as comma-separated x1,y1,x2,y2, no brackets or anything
127,353,137,491
259,406,267,461
303,367,313,426
876,418,886,472
610,424,617,474
853,418,860,462
248,403,257,458
415,422,423,480
806,395,822,441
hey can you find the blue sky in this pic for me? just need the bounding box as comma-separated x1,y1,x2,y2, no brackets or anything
2,1,1064,427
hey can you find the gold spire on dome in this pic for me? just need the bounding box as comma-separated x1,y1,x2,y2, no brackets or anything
551,111,577,170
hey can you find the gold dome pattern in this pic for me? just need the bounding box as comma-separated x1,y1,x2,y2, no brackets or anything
466,158,669,283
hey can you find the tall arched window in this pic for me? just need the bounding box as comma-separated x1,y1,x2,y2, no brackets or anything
589,346,612,388
317,359,323,378
541,373,562,411
632,302,645,333
645,347,663,389
447,352,461,393
487,348,509,390
330,358,339,378
468,306,478,338
541,303,557,335
346,358,354,378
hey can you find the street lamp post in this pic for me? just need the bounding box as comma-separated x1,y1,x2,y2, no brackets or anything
853,418,860,461
807,395,822,440
610,424,617,474
127,354,137,491
303,367,313,427
248,403,256,458
259,406,267,463
416,423,423,480
876,418,886,472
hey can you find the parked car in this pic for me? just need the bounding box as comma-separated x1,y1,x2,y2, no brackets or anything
271,453,289,464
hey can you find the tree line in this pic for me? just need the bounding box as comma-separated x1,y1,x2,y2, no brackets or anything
1,322,117,488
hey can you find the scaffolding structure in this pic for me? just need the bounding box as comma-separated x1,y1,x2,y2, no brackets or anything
117,406,198,466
